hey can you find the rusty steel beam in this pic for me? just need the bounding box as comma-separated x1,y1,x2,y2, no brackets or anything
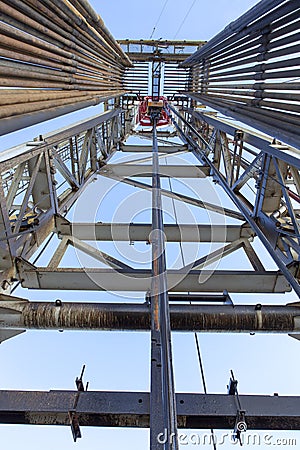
1,300,300,334
1,390,300,430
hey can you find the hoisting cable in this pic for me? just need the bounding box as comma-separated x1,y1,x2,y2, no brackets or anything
165,157,217,450
195,333,217,450
173,0,198,39
149,0,169,39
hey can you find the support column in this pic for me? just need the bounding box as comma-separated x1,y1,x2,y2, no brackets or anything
150,122,178,449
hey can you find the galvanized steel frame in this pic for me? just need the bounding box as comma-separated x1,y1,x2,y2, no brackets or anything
0,108,132,288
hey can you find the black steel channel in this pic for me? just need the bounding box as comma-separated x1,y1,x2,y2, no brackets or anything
150,120,178,449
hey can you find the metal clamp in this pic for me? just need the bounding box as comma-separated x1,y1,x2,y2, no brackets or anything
69,365,89,442
76,364,89,392
69,410,81,442
233,410,247,444
227,370,247,445
234,129,244,142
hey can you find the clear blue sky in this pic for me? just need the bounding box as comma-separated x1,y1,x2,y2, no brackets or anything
90,0,258,41
1,1,300,449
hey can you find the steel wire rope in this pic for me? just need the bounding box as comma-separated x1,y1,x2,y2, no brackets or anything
149,0,169,39
173,0,198,39
165,157,217,450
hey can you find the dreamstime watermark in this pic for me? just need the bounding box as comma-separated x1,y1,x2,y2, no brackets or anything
156,430,297,446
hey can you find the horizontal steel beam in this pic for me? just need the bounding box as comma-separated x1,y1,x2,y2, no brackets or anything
0,390,300,430
18,266,290,293
1,300,300,333
57,220,252,242
120,145,187,153
99,164,210,178
106,176,245,220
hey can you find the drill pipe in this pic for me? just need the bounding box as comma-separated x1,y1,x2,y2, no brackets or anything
1,301,300,333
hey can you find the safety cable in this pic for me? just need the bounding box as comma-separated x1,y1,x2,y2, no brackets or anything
165,157,217,450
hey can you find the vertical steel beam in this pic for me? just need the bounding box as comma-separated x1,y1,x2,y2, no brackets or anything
152,61,162,101
150,121,178,449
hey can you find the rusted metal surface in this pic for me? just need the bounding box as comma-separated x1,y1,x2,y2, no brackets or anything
1,390,300,430
1,300,299,333
0,1,299,442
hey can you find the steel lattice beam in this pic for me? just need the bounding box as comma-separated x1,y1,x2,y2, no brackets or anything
169,104,300,298
0,107,132,289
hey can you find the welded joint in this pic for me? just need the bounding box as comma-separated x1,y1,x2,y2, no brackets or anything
15,257,39,289
55,215,72,238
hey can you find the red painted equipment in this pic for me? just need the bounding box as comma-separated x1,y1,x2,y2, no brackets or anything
137,96,170,127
